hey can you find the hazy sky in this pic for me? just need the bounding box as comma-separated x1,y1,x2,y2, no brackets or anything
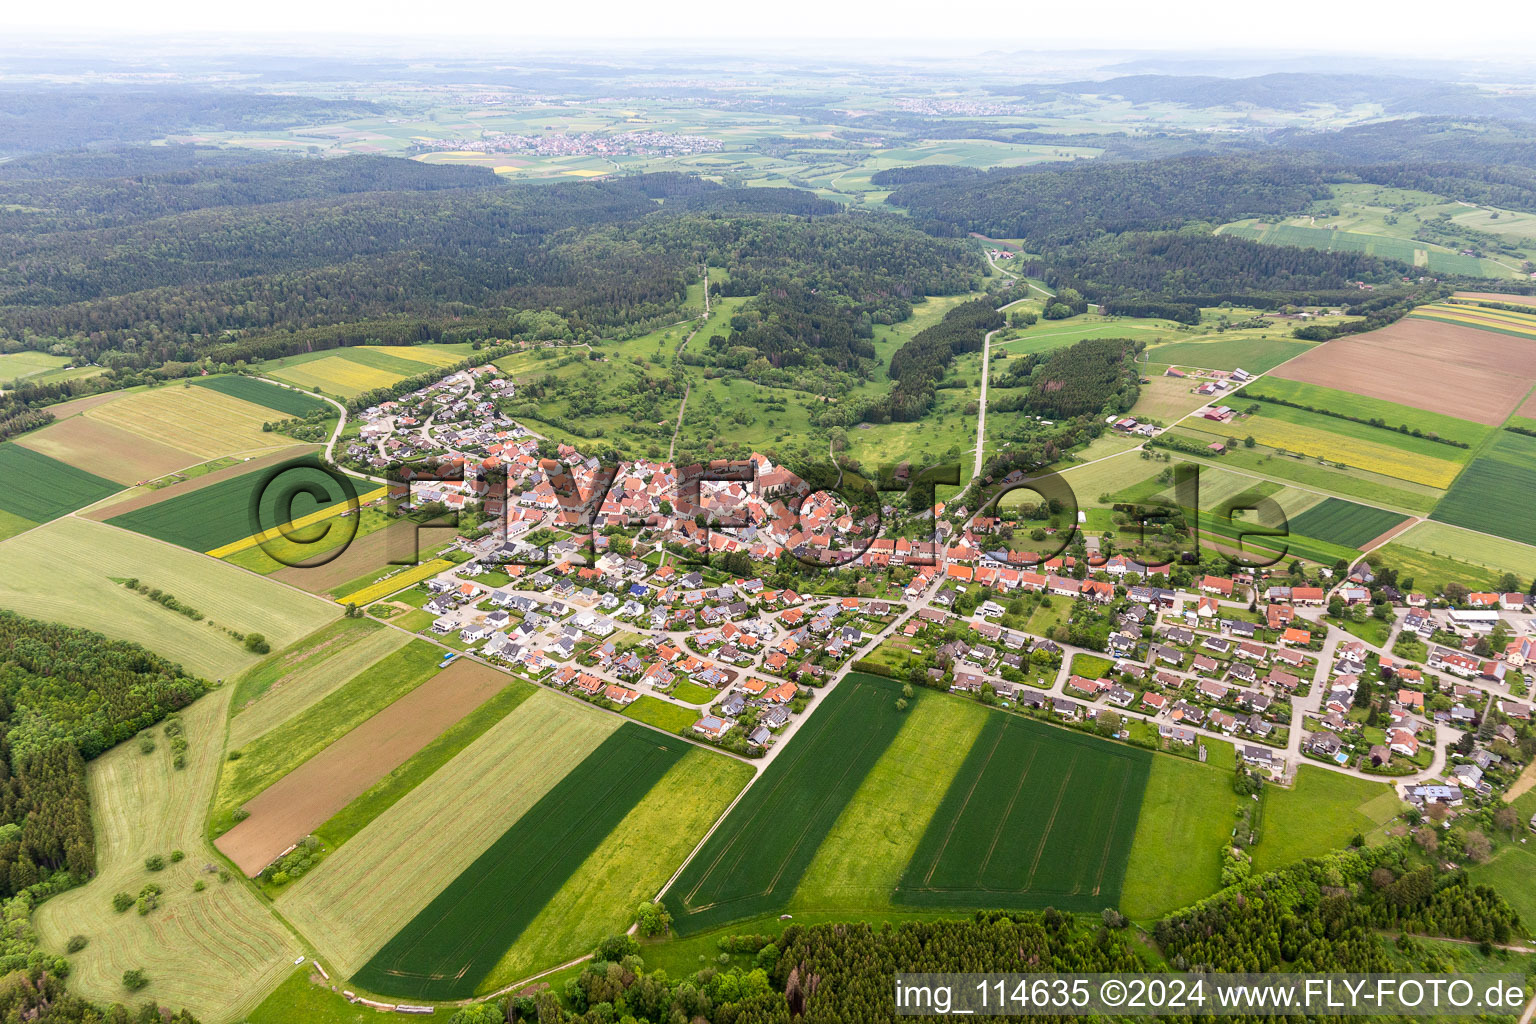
10,0,1536,56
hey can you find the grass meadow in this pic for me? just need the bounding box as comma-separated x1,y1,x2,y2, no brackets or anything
1392,520,1536,583
0,517,339,679
1120,753,1241,920
33,689,302,1022
1250,767,1401,874
623,695,701,733
228,618,412,748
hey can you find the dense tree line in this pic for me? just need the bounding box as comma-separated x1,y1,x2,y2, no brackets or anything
1100,299,1201,324
1155,840,1522,973
1017,231,1406,306
885,155,1334,245
0,153,495,233
810,298,1000,426
0,86,379,155
994,336,1143,419
0,612,206,897
0,408,54,444
1274,117,1536,172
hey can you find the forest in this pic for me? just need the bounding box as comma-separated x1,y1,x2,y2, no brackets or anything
0,88,379,155
1018,231,1409,308
0,612,206,898
883,155,1336,245
993,336,1143,420
0,157,975,416
1155,840,1522,971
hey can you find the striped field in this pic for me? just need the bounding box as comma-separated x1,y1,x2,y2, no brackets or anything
1413,301,1536,340
276,690,619,977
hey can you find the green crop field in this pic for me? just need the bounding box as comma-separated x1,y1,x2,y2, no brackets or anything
1120,753,1241,920
278,691,619,976
894,714,1149,912
1431,432,1536,546
107,453,362,552
664,673,909,935
793,693,990,912
0,507,35,541
193,375,332,417
229,618,412,749
623,694,700,733
1238,378,1491,447
0,441,120,522
0,517,339,680
33,689,302,1022
212,640,445,825
1250,767,1400,873
1287,498,1409,549
1148,337,1310,373
480,747,754,990
352,724,686,1000
1391,521,1536,583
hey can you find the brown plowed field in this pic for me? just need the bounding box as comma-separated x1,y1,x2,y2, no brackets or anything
1454,292,1536,308
14,416,196,485
272,518,433,594
1271,318,1536,425
1359,516,1421,554
213,658,509,875
80,445,319,520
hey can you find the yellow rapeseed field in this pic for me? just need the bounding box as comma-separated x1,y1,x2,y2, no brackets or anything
1239,416,1463,488
341,557,454,606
